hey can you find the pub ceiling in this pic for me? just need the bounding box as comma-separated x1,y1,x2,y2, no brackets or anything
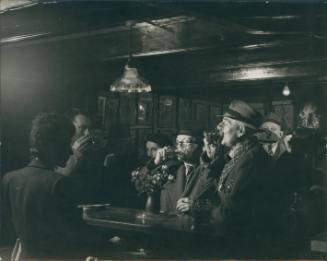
1,0,327,98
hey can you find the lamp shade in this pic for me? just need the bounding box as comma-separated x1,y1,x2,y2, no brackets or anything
110,65,151,93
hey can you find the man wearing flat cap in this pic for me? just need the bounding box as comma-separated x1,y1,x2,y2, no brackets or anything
131,133,181,209
145,133,172,166
212,100,271,236
158,129,218,214
136,133,176,176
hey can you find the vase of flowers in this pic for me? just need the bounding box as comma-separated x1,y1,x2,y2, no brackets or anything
131,164,175,215
144,193,156,214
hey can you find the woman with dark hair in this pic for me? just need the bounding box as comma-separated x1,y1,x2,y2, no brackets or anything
1,113,99,259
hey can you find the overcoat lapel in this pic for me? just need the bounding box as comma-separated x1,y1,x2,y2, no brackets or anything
174,165,186,197
182,166,200,197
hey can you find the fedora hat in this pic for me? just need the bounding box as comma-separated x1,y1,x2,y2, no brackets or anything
222,100,263,129
178,128,204,144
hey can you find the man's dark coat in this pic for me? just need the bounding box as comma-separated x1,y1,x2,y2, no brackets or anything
212,138,272,236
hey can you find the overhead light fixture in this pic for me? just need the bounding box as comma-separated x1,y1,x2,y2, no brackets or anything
110,24,151,93
110,64,151,93
282,83,291,96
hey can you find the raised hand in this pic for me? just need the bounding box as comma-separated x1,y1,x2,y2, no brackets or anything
71,135,93,157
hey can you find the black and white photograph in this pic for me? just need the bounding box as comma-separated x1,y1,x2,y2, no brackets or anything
0,0,327,260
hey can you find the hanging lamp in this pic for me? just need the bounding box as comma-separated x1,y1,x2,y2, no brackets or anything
110,24,151,93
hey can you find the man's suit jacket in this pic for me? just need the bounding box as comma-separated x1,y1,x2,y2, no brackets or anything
1,159,87,258
160,161,218,214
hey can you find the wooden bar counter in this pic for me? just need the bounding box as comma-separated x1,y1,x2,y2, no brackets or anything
80,206,313,259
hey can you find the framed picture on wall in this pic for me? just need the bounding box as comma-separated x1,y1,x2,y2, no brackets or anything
119,93,137,125
158,96,177,128
193,102,209,129
130,129,137,148
272,100,294,131
178,98,193,128
105,94,119,129
210,104,222,129
97,95,106,125
137,93,153,125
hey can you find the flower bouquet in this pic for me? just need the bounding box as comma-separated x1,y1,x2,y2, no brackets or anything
131,164,175,195
132,163,175,216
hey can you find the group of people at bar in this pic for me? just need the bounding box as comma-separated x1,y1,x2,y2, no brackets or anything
136,100,295,234
1,99,326,259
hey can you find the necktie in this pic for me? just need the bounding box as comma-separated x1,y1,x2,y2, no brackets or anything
185,165,194,189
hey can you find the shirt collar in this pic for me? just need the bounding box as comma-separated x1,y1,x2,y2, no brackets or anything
184,162,198,176
27,158,53,170
184,162,194,170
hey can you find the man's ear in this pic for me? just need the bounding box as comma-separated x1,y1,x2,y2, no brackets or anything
236,124,246,138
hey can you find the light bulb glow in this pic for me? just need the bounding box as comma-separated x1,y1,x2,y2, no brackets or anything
283,84,290,96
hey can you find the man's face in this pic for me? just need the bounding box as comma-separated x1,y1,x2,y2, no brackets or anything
203,133,219,160
203,142,218,160
220,117,241,148
146,141,161,159
73,114,92,140
261,122,283,139
176,134,200,163
262,142,278,156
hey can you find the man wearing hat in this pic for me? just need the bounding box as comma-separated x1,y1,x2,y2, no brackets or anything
158,128,218,214
212,100,271,236
260,112,292,159
145,133,172,164
131,133,181,210
133,133,176,182
260,113,308,237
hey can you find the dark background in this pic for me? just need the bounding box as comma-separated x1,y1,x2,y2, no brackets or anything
1,0,326,172
1,1,327,258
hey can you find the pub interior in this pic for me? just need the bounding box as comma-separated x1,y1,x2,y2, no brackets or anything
1,0,327,260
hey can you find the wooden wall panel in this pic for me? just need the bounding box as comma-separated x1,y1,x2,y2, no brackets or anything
99,92,297,158
158,96,177,129
272,100,295,131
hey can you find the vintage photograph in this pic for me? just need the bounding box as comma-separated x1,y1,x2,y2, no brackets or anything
0,0,327,260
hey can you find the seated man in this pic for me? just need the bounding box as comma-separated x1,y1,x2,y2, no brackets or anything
131,133,181,209
158,129,218,214
141,133,174,173
1,113,99,258
211,100,271,236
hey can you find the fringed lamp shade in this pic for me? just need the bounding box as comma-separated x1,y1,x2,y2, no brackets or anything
110,65,151,93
